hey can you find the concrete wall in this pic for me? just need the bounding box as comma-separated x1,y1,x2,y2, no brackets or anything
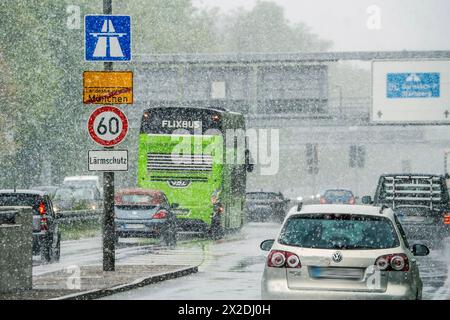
0,207,33,292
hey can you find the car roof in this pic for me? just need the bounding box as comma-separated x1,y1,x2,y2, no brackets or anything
380,173,444,178
247,191,280,194
288,204,395,219
64,176,99,181
32,186,59,189
0,189,47,196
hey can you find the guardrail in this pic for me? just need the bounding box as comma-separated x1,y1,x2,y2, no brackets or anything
57,209,102,225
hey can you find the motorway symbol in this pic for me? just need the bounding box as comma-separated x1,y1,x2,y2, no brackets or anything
386,72,440,99
87,106,128,146
85,15,131,61
83,71,133,104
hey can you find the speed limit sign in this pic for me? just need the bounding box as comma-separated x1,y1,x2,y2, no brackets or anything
87,106,128,146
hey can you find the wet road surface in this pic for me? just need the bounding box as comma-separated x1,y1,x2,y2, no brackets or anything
101,222,450,300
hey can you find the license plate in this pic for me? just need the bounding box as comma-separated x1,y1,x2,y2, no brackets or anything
400,216,426,224
125,224,145,229
174,209,190,216
310,267,363,279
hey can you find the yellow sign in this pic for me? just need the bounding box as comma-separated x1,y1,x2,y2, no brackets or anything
83,71,133,104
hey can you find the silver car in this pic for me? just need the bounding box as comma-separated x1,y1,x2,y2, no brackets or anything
260,204,430,300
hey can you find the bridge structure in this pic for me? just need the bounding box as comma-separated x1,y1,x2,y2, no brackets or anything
116,51,450,197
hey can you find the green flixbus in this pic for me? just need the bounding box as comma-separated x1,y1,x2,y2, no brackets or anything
138,105,253,237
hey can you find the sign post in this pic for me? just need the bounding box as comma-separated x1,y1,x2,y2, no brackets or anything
103,0,114,272
84,0,131,272
103,140,116,266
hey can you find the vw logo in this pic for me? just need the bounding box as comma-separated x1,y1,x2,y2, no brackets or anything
168,180,191,188
332,251,343,263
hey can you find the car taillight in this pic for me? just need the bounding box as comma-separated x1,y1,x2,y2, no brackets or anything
443,213,450,225
153,210,167,219
39,201,46,215
375,253,409,271
348,197,355,205
38,201,48,231
267,250,301,268
319,197,327,204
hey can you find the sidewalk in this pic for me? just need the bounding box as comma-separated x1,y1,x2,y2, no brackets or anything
0,264,197,300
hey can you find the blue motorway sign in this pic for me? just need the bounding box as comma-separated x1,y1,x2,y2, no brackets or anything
85,15,131,61
387,72,440,98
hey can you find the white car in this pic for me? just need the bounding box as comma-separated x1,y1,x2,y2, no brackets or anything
260,204,429,300
63,176,101,190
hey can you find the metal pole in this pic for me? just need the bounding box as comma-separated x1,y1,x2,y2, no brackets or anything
102,0,115,272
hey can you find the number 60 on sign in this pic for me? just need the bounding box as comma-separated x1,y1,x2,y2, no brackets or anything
87,106,128,147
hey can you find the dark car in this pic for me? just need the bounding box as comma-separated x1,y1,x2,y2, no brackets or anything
363,174,450,249
0,189,61,262
246,192,289,222
114,189,178,246
319,189,356,204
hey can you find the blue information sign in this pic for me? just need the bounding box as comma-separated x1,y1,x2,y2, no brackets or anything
85,15,131,62
386,73,440,98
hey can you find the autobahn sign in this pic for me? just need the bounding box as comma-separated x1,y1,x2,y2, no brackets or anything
87,106,128,146
85,15,131,62
372,60,450,123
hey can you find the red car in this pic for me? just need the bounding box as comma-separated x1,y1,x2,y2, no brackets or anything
114,188,178,246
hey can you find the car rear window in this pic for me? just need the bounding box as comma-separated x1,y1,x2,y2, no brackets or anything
0,194,39,206
278,214,400,249
54,188,74,200
115,205,158,219
324,190,353,198
73,188,96,200
0,194,41,213
247,193,280,200
121,195,155,204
